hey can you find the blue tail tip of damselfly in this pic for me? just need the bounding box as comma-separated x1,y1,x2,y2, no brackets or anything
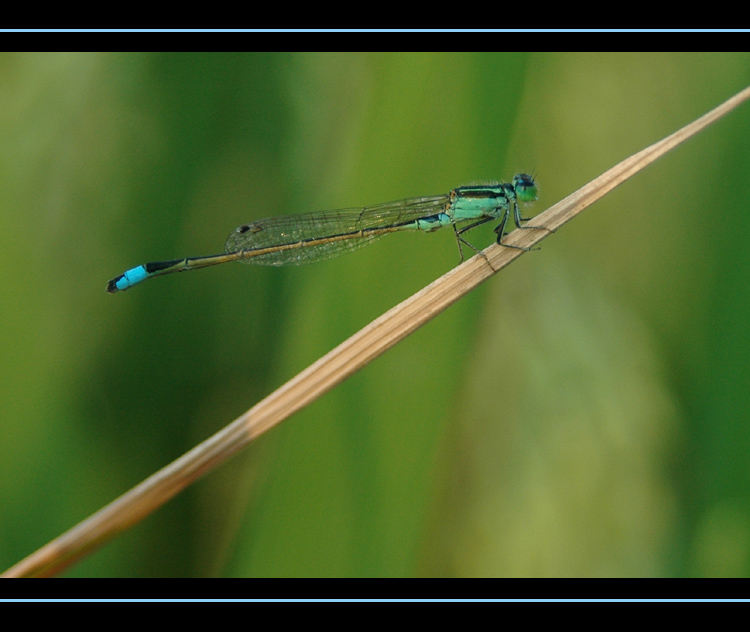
106,276,123,293
106,265,149,293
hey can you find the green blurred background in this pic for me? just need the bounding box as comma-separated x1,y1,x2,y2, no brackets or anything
2,52,750,578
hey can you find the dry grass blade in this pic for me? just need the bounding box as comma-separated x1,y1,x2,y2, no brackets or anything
4,85,750,578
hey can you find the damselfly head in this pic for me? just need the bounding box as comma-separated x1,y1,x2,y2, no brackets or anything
513,173,538,203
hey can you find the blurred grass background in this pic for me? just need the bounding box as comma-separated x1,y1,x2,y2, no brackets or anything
1,52,750,578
